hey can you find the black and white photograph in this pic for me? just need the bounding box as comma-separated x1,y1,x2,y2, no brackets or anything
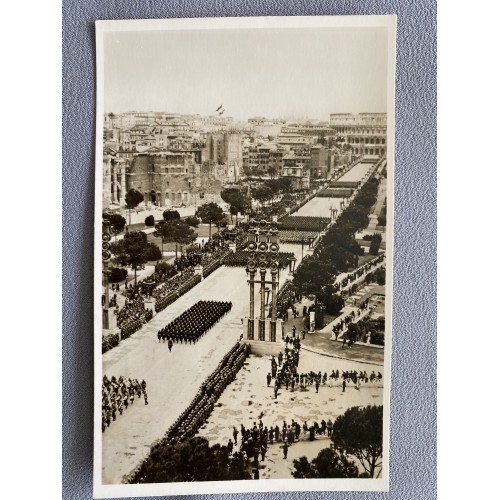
94,15,395,497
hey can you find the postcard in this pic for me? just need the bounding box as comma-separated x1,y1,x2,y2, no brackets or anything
94,14,396,497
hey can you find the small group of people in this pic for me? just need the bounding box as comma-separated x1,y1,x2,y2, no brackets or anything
156,300,233,345
268,357,383,395
285,325,304,343
269,347,301,398
162,342,250,444
226,417,336,474
101,375,148,432
331,298,371,344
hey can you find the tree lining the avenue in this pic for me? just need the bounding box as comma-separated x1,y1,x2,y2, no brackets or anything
154,219,198,245
131,437,251,483
292,405,383,479
304,179,379,269
277,175,382,329
196,202,226,239
109,231,162,285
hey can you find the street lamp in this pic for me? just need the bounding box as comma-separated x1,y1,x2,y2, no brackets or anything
287,255,297,274
110,224,119,242
194,250,203,265
102,220,112,330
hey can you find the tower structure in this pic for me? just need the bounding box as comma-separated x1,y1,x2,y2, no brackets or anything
244,219,282,343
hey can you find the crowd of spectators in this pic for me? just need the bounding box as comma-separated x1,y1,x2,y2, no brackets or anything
276,280,298,319
332,254,385,294
331,298,371,341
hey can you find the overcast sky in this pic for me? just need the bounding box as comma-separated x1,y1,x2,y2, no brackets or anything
103,27,388,120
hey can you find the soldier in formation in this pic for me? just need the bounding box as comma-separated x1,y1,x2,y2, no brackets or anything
157,300,232,344
101,375,148,432
160,342,249,444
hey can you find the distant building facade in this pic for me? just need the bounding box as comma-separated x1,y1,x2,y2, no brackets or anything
281,154,311,190
127,152,221,206
204,132,243,181
329,113,387,156
102,148,126,210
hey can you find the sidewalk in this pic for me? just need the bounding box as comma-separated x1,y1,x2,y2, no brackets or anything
300,330,384,366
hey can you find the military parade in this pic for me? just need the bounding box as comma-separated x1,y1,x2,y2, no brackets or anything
101,375,148,433
156,300,233,344
161,342,249,443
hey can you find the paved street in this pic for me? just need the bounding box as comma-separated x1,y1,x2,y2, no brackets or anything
102,265,247,483
101,251,303,484
337,162,372,182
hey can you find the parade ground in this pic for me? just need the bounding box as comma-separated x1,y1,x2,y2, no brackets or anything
196,349,384,479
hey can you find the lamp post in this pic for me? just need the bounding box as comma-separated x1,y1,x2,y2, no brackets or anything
102,220,112,330
111,224,119,242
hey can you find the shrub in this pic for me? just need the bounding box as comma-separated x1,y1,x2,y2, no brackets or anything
154,262,177,278
106,213,126,233
375,267,386,285
163,210,180,221
109,267,128,283
370,331,385,346
369,233,382,256
185,216,200,228
145,215,155,226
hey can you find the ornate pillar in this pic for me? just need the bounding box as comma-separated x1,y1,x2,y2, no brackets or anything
248,269,255,339
246,228,258,340
259,268,266,340
270,267,278,342
269,231,280,342
112,165,118,203
102,221,112,330
120,163,126,205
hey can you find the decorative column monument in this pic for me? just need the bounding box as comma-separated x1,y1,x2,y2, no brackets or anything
243,220,284,353
246,228,257,340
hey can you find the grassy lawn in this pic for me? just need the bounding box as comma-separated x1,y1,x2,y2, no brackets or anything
145,224,222,249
